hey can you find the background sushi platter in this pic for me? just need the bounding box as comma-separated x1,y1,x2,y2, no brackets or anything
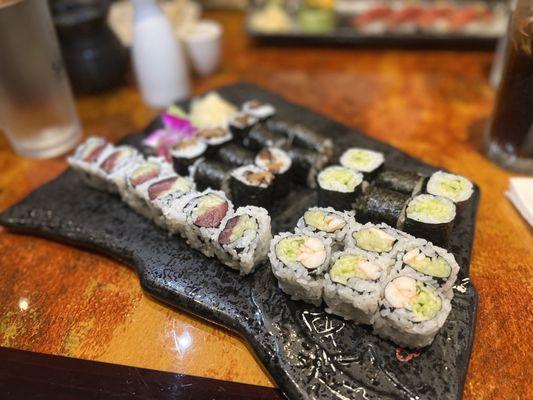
0,83,479,400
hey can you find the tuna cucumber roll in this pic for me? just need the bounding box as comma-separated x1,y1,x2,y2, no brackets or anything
269,232,332,306
340,148,384,180
296,207,353,246
190,159,231,193
230,165,275,209
373,276,452,348
255,147,292,197
197,127,233,155
214,206,271,275
354,186,410,228
217,143,255,168
426,171,474,209
242,100,276,121
68,137,115,191
287,147,323,188
244,124,287,152
171,138,207,175
323,249,388,324
404,194,456,248
375,169,425,196
317,166,363,211
99,146,143,194
228,112,258,143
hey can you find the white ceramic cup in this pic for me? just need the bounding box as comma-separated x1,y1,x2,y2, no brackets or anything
182,20,222,77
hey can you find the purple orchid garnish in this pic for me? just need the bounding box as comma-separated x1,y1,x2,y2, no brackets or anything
161,113,196,139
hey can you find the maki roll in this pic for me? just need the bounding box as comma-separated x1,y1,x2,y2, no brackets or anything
287,147,323,188
354,186,411,228
255,147,292,197
191,159,231,193
373,276,452,348
403,194,456,248
170,138,207,175
197,127,233,155
269,231,332,306
214,206,272,275
244,124,287,152
217,143,255,168
68,137,114,191
375,169,425,196
145,175,195,227
426,171,474,210
340,148,384,180
228,112,258,143
317,166,363,211
242,100,276,121
296,207,353,247
323,249,388,324
230,165,275,209
392,242,459,297
98,146,143,193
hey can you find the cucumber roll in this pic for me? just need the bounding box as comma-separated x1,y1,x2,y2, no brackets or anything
296,207,353,247
242,100,276,121
340,148,384,180
287,147,323,188
404,194,456,248
190,159,231,193
255,147,292,197
375,169,425,196
317,166,363,211
228,112,258,143
426,171,474,210
217,143,255,168
214,206,271,275
197,127,233,156
68,137,115,191
244,124,287,152
323,249,388,324
230,165,275,209
354,186,410,228
170,138,207,175
99,146,143,194
269,232,332,306
373,276,452,348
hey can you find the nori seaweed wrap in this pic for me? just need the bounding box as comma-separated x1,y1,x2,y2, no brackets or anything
217,143,255,168
228,112,258,143
354,186,411,228
230,165,275,209
255,147,293,198
287,147,322,188
243,124,287,152
375,169,425,195
317,166,363,211
191,159,231,193
170,138,207,175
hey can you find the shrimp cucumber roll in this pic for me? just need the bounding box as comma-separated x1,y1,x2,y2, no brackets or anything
296,207,354,248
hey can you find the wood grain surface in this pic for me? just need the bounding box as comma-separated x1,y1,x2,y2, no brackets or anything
0,10,531,400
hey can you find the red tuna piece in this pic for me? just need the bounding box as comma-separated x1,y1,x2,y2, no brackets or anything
130,164,160,187
148,177,177,200
218,216,241,245
194,201,229,228
83,143,107,163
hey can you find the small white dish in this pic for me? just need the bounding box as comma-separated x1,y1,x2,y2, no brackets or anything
182,20,222,77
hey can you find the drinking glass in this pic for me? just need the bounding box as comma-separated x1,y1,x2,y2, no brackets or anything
0,0,81,158
485,0,533,174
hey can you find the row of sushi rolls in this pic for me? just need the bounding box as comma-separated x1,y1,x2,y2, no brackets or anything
68,92,474,349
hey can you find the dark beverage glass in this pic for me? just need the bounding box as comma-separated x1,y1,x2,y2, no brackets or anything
485,0,533,174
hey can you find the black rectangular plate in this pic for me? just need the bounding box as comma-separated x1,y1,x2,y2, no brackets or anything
0,83,478,400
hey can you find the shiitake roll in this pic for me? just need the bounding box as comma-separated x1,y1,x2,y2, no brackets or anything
244,124,287,152
230,164,275,209
255,147,292,197
375,169,425,195
191,159,231,193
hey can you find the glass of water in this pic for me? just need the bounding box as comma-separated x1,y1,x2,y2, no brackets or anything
0,0,81,158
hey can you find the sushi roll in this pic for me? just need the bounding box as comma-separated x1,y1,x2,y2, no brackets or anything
323,248,388,324
296,207,353,247
392,242,459,297
228,112,258,143
373,276,452,348
426,171,474,210
374,169,425,196
190,159,231,193
214,206,271,275
68,137,115,191
196,127,233,155
354,186,411,228
230,165,275,209
269,231,332,306
242,100,276,121
287,147,323,188
339,148,384,180
170,138,207,175
217,143,255,168
98,145,143,193
317,166,363,211
403,194,456,248
254,147,292,197
244,124,287,152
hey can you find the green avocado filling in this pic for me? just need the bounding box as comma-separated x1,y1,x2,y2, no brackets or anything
354,228,395,253
275,236,304,266
193,194,225,217
346,150,373,169
174,177,193,193
407,197,453,220
230,215,258,243
330,255,367,285
437,178,469,201
320,167,359,191
411,283,442,321
410,256,451,279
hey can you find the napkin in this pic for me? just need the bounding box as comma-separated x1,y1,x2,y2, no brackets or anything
505,177,533,227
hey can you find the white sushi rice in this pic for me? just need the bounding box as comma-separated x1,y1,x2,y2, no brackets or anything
317,166,363,193
242,100,276,120
254,147,292,174
340,148,384,173
68,137,115,191
296,207,355,248
231,164,272,188
103,146,144,194
170,139,207,160
426,171,474,203
406,194,456,224
269,231,332,306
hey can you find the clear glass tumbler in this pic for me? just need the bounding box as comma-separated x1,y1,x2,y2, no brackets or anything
485,0,533,174
0,0,81,158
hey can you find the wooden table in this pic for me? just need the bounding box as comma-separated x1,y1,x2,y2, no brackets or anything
0,10,531,400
